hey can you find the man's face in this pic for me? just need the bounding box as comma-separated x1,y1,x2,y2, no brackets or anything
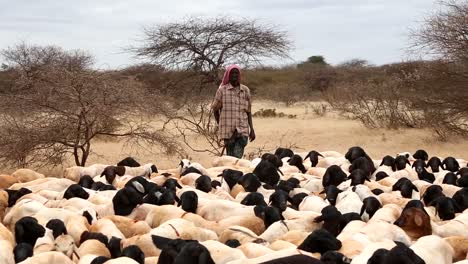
229,68,240,84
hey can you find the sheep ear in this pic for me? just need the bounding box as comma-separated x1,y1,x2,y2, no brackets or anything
304,153,310,161
412,185,419,192
318,153,324,157
174,195,180,204
313,215,323,223
406,160,411,166
414,214,424,226
319,190,325,194
151,235,172,249
176,182,182,189
365,177,370,182
132,181,145,194
359,204,366,216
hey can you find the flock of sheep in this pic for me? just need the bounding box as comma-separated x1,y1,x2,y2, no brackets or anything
0,146,467,264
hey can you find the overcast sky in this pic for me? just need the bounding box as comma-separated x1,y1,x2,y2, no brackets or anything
0,0,436,69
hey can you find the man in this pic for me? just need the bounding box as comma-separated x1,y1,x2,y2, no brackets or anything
212,65,255,158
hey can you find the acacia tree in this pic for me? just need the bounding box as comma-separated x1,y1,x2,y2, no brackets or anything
409,0,468,139
134,16,291,155
0,43,182,168
135,16,291,84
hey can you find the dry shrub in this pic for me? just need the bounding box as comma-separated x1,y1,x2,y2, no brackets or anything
310,103,329,117
253,108,296,119
324,64,424,129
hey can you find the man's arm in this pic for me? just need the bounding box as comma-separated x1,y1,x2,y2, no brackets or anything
214,109,220,124
246,87,255,141
212,88,222,124
247,112,255,141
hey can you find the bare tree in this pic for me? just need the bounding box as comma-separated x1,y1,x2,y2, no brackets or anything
134,16,291,155
134,16,291,84
0,43,182,168
409,0,468,139
411,0,468,62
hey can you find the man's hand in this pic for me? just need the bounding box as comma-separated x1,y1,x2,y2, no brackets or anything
249,129,256,142
214,110,220,124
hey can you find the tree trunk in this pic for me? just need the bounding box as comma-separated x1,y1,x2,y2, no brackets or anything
73,146,81,166
80,143,91,167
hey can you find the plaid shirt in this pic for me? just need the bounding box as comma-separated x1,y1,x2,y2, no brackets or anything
212,83,252,139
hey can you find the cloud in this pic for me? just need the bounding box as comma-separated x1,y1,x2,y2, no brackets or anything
0,0,436,68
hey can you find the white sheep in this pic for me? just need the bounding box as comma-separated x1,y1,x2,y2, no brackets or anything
298,195,329,213
11,168,45,183
410,235,454,264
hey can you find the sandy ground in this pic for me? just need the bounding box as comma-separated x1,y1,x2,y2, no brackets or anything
3,100,468,175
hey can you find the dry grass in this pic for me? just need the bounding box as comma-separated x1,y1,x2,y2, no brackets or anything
2,100,468,176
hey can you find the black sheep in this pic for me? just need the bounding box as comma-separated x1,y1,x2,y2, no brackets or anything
254,205,283,228
345,146,367,163
392,178,418,199
195,175,212,193
78,175,94,189
421,185,445,206
360,196,382,219
117,157,141,167
304,150,323,167
46,219,68,239
298,228,342,254
380,155,396,171
6,188,32,207
375,171,389,181
427,157,442,173
240,192,267,207
237,173,262,192
395,155,410,171
112,187,144,216
314,206,342,236
429,196,461,220
443,172,458,185
320,185,342,206
121,245,145,264
269,190,289,212
412,159,426,174
442,157,460,172
349,157,374,177
253,160,282,186
261,153,283,168
63,184,90,200
289,193,308,210
15,216,45,246
274,147,294,159
413,149,429,161
457,174,468,187
452,188,468,211
348,169,370,186
322,165,347,188
178,191,198,214
288,154,307,173
100,165,126,185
